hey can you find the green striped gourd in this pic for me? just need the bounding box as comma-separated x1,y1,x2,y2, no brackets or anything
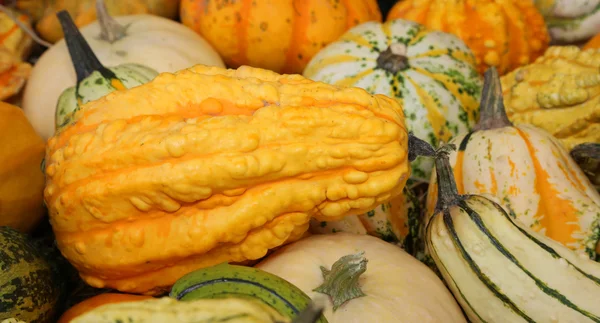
425,126,600,322
303,18,482,180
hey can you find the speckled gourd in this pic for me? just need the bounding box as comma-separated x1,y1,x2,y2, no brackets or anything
43,64,410,295
426,67,600,260
501,46,600,151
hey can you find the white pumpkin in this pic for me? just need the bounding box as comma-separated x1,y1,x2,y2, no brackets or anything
534,0,600,42
255,233,466,323
22,10,224,140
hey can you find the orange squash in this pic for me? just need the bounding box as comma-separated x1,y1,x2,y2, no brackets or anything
57,293,153,323
44,64,410,294
0,101,46,233
584,33,600,50
180,0,382,74
386,0,550,75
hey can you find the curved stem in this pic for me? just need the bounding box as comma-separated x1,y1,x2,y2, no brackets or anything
0,4,52,48
408,132,436,162
56,10,110,83
473,67,513,131
96,0,127,43
434,144,462,211
313,252,367,311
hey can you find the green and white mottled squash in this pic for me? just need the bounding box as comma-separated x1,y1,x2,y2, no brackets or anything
0,227,60,323
426,142,600,323
534,0,600,43
304,19,482,181
54,10,158,132
72,297,291,323
310,185,424,256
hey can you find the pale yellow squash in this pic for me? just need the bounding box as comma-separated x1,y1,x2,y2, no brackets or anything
256,233,466,323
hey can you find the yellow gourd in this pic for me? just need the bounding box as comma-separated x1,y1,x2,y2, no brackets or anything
44,64,410,294
0,102,46,232
501,46,600,151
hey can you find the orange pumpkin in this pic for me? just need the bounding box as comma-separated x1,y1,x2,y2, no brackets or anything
386,0,550,75
57,293,153,323
180,0,382,74
583,33,600,50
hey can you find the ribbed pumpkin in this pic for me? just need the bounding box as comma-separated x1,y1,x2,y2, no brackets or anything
386,0,550,75
501,46,600,151
44,64,410,294
426,67,600,259
304,19,482,180
584,33,600,49
179,0,382,74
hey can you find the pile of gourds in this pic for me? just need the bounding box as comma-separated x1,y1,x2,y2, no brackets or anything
1,0,599,322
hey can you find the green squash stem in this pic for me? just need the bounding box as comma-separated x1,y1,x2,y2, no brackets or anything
313,252,367,311
473,67,513,131
96,0,127,43
434,144,462,212
56,10,116,83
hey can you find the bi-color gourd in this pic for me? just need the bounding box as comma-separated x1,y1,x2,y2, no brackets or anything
22,0,224,140
533,0,600,43
43,63,410,294
426,67,600,260
425,132,600,323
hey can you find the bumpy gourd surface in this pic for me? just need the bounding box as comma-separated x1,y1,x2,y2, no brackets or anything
304,19,481,180
427,124,600,258
387,0,549,75
44,64,410,294
501,47,600,150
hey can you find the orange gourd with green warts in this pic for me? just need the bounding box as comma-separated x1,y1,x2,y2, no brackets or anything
386,0,550,75
426,67,600,260
43,64,410,295
179,0,382,74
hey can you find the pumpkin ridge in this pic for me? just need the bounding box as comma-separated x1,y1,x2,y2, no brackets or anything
231,0,252,68
281,1,310,74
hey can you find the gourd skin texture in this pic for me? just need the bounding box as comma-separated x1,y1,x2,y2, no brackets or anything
22,14,225,140
180,0,382,74
255,233,466,323
387,0,550,75
71,297,290,323
44,65,410,294
57,293,153,323
501,46,600,151
426,124,600,259
534,0,600,43
304,19,482,181
0,102,46,232
0,8,33,61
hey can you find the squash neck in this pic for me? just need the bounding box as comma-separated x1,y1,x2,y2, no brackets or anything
434,145,462,211
377,43,410,74
96,0,127,43
473,67,513,131
57,10,116,83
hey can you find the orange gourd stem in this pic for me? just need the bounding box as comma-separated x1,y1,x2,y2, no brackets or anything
473,67,513,131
